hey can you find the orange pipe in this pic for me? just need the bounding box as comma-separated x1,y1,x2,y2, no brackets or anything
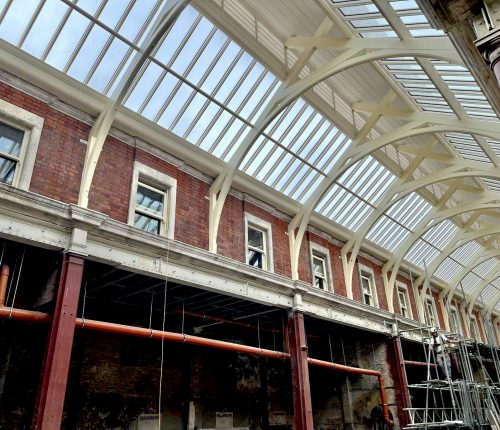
0,307,393,427
74,318,289,360
308,358,393,427
0,264,9,307
404,360,436,368
0,307,50,323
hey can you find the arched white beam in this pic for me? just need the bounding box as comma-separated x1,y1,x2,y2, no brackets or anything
208,45,467,253
340,162,500,300
467,265,500,315
381,196,500,312
442,249,500,305
78,0,189,207
486,288,500,318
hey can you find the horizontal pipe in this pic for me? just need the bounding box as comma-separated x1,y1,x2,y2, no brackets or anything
0,307,393,427
308,358,393,427
74,318,289,360
404,360,436,368
0,307,50,323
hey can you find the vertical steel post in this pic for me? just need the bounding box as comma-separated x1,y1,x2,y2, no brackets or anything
35,253,85,430
391,336,411,427
287,309,314,430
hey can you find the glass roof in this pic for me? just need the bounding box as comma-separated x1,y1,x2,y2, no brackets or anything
0,0,498,309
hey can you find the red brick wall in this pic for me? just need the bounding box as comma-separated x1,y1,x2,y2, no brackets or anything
355,256,388,310
217,194,244,261
0,83,88,203
391,273,419,321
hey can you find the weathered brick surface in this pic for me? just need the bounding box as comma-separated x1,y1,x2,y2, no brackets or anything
0,81,455,324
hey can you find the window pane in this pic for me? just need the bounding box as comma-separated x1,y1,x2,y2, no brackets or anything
313,256,325,276
0,123,23,157
136,185,164,216
248,227,264,249
314,276,324,290
0,156,16,184
134,213,160,234
248,250,263,269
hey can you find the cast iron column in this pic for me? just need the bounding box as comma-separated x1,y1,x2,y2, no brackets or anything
287,309,314,430
35,253,85,430
391,336,411,427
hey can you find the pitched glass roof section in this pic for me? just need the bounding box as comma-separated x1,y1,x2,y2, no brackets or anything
1,0,499,310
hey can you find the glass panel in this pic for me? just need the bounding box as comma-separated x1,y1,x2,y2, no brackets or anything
0,123,23,157
67,25,109,81
247,249,263,269
118,0,156,41
0,0,41,45
45,11,91,70
0,156,16,184
340,5,379,15
136,185,164,216
314,276,324,290
248,227,264,250
350,18,389,28
98,0,130,29
313,256,325,276
88,38,130,91
134,213,160,234
21,0,69,58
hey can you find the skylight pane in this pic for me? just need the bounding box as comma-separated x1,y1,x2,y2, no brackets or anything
367,216,412,251
0,0,41,45
318,185,374,231
461,272,482,293
67,25,109,82
340,5,379,15
449,241,481,265
421,220,457,250
472,258,497,278
21,0,69,58
98,0,130,29
118,0,157,41
350,18,389,28
434,258,463,282
45,11,90,70
406,239,439,267
124,62,164,112
141,73,179,120
88,38,130,91
171,17,214,76
385,192,432,230
390,1,418,11
154,6,199,66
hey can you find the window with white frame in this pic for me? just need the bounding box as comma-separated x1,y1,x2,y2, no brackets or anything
359,265,377,307
397,283,412,318
245,213,273,272
128,162,176,238
449,307,462,335
424,296,437,327
470,316,480,340
0,100,43,190
310,243,332,291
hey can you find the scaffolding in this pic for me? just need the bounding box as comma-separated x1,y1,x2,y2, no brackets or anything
397,323,500,429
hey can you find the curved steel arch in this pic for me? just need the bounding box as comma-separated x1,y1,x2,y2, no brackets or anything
78,0,190,207
467,265,500,315
208,45,472,253
381,196,500,312
421,227,500,302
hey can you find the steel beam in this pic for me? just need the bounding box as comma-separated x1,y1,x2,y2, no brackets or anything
35,253,85,430
78,0,189,208
287,310,314,430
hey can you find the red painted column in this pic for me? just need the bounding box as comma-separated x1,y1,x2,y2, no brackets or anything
391,336,411,427
287,310,314,430
35,253,85,430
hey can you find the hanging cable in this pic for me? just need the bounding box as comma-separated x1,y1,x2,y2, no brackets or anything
8,247,24,319
157,220,172,430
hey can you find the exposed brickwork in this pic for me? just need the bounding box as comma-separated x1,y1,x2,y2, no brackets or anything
0,81,457,326
472,310,485,342
217,194,244,261
0,83,89,203
432,290,445,329
356,256,389,311
88,137,134,222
